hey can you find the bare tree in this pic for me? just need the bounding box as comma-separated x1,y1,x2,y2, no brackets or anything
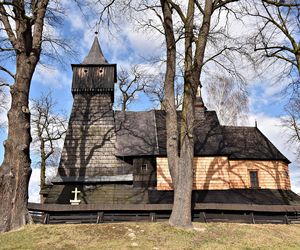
156,0,240,227
205,75,249,125
145,73,183,110
117,65,149,111
242,0,300,82
282,95,300,159
96,0,243,227
31,92,67,195
241,0,300,157
0,0,51,232
0,0,77,232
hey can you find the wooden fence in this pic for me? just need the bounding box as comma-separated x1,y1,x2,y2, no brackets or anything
28,203,300,225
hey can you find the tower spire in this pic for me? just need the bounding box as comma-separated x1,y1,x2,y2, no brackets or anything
82,36,108,64
194,84,206,110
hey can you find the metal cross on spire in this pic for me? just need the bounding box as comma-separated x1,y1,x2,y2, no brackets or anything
95,22,100,35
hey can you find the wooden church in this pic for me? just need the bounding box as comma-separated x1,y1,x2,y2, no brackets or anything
43,37,300,206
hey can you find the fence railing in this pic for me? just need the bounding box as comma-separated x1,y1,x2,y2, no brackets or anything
28,202,300,225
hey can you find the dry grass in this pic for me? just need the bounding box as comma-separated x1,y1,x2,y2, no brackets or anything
1,222,300,250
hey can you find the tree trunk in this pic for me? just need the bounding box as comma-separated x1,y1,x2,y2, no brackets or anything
0,54,37,232
194,0,213,79
169,0,195,228
0,0,48,232
296,52,300,76
170,137,194,226
160,0,179,185
122,100,126,111
40,141,46,190
167,0,213,227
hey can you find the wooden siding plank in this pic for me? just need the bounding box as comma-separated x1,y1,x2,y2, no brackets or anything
157,157,291,191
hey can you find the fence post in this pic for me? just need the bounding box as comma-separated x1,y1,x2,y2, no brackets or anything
43,213,50,224
149,212,156,222
250,212,255,224
201,212,207,223
97,212,104,223
284,214,290,225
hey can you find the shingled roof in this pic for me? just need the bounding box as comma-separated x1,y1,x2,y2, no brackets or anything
82,37,108,64
115,110,289,163
115,111,159,156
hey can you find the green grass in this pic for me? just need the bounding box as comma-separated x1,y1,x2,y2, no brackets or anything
1,222,300,250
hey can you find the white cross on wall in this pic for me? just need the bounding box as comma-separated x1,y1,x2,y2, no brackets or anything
70,187,81,205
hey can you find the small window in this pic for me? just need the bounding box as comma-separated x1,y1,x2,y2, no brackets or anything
141,164,148,172
249,171,259,188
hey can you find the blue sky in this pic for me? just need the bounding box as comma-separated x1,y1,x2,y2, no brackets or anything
0,1,299,202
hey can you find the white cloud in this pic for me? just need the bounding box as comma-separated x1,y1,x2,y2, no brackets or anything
61,0,165,67
33,65,71,89
29,166,57,203
28,168,41,203
0,88,10,134
66,11,86,32
122,25,163,58
0,109,7,131
290,164,300,194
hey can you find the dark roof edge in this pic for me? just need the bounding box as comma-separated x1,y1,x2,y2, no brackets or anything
115,110,159,113
52,174,133,184
228,156,290,164
71,63,117,68
221,125,256,129
255,126,291,164
115,154,290,163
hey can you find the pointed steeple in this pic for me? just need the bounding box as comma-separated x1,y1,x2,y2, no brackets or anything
82,36,108,64
195,84,206,109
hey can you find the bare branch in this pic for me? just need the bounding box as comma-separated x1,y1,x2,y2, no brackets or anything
0,82,10,87
32,0,50,51
203,46,229,66
213,0,239,11
0,3,17,49
167,0,186,23
0,47,14,52
262,0,300,7
117,65,150,111
0,65,15,79
205,75,249,125
194,0,204,14
31,91,68,189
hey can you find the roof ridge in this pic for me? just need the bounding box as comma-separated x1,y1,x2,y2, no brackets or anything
222,125,256,129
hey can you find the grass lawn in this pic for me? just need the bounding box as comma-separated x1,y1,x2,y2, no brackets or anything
1,222,300,250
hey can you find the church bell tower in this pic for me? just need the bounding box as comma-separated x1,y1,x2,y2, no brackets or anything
50,36,130,193
71,37,117,102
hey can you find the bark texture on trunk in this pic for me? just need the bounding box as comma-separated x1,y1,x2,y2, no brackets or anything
160,0,214,228
296,53,300,76
169,0,195,228
170,138,194,227
0,0,49,232
160,0,179,186
0,55,37,232
40,141,46,190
